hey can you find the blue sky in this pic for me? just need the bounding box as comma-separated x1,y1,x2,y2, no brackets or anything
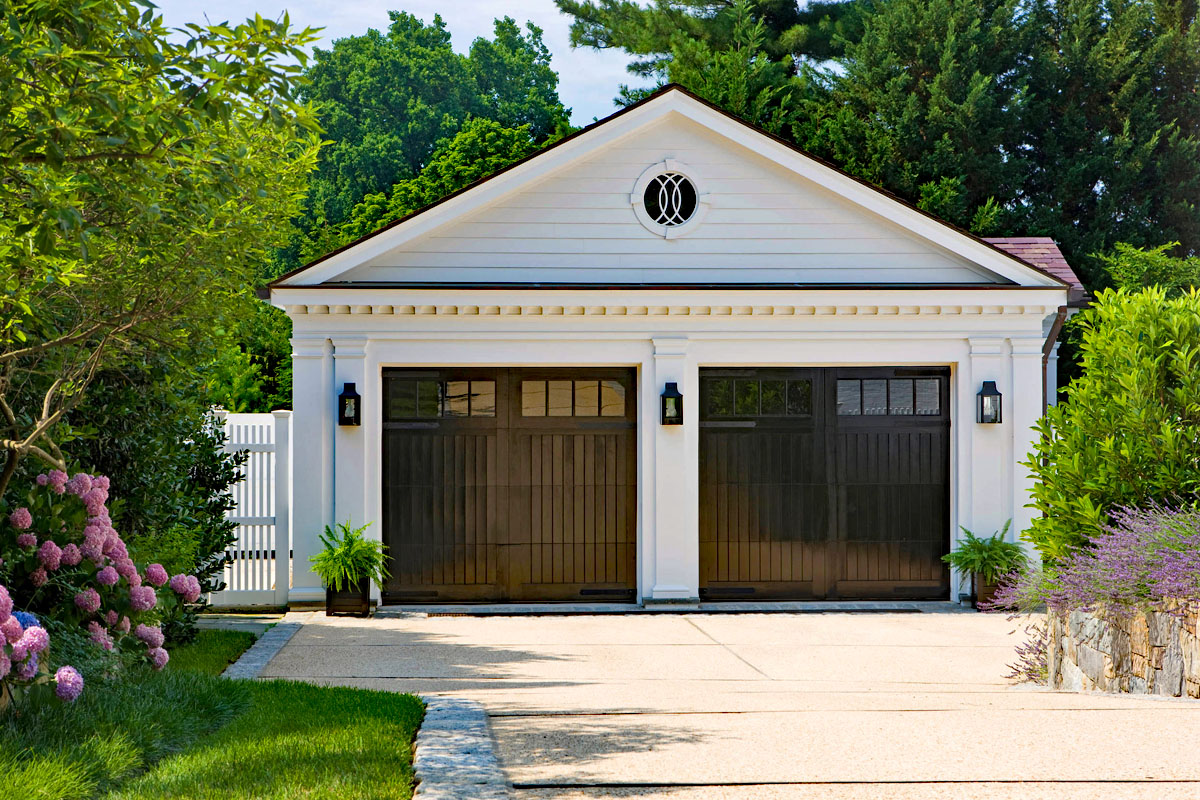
154,0,650,125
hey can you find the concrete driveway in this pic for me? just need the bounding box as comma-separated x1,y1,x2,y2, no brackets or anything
260,611,1199,799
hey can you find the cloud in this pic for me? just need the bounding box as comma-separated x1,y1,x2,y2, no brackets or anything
153,0,650,125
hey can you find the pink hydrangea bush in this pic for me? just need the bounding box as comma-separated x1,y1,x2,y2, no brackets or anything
1,472,208,688
0,587,81,702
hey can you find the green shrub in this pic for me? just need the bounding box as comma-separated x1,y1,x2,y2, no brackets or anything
1023,287,1200,561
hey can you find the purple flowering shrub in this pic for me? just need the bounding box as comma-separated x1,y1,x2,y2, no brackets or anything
0,472,215,697
988,504,1200,684
993,504,1200,617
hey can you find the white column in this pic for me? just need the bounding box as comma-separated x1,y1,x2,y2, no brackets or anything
964,337,1009,598
648,337,698,602
290,337,333,602
1010,337,1045,551
271,410,292,606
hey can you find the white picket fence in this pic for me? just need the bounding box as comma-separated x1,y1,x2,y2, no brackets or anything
209,410,292,607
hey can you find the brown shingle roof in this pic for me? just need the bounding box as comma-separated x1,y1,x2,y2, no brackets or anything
985,237,1087,304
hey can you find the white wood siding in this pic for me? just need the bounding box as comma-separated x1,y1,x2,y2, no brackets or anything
338,116,1005,286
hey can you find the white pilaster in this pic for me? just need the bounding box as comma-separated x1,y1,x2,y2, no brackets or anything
290,337,333,602
1010,337,1045,551
649,337,698,601
331,337,372,598
964,337,1010,597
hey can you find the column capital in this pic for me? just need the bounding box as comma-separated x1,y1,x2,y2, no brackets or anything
652,337,689,359
331,336,368,359
291,337,331,359
1009,337,1045,357
968,337,1005,356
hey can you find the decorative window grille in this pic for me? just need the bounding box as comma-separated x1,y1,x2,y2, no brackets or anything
643,172,698,226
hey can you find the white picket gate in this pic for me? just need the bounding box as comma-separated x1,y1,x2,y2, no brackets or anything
208,410,292,607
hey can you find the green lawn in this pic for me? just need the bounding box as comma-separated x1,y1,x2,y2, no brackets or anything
0,627,423,800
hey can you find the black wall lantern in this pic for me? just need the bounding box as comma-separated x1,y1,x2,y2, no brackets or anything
977,380,1002,424
338,382,361,426
660,382,683,425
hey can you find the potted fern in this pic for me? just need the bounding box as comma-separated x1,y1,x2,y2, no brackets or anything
309,521,389,617
942,520,1025,609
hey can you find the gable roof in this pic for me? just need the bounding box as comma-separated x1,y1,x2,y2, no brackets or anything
270,84,1072,294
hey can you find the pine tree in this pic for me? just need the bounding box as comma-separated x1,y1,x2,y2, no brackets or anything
792,0,1031,231
1018,0,1200,285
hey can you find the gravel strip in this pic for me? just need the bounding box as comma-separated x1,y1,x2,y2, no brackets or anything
414,696,512,800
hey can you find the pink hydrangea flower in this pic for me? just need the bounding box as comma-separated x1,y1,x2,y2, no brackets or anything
29,567,47,587
148,647,169,670
113,558,137,580
83,487,109,515
8,507,32,530
104,610,119,627
96,566,120,586
116,615,131,634
75,588,102,614
37,540,62,571
93,475,110,491
87,620,113,650
169,573,203,604
46,469,67,493
54,665,83,702
0,586,10,623
1,616,21,643
128,571,142,587
80,540,103,564
65,473,92,497
35,473,49,486
60,543,82,567
135,623,165,649
0,654,9,680
19,625,49,655
145,564,169,587
16,532,36,548
129,585,157,612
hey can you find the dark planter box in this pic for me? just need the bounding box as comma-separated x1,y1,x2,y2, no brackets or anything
973,574,1001,610
325,581,370,617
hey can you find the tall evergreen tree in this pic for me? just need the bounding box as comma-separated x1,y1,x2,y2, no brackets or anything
792,0,1030,231
1018,0,1200,285
556,0,864,96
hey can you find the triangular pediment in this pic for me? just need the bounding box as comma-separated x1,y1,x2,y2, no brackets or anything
273,87,1067,292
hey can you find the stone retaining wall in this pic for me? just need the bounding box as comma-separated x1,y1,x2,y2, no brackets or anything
1048,606,1199,698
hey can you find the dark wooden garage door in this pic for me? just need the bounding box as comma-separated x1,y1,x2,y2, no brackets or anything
381,368,637,602
699,367,950,600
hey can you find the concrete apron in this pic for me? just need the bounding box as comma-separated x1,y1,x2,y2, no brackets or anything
258,611,1200,800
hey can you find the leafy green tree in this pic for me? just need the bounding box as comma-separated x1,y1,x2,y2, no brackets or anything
792,0,1029,230
330,119,544,249
1099,242,1200,294
556,0,864,93
1023,287,1200,561
302,13,569,227
0,0,320,495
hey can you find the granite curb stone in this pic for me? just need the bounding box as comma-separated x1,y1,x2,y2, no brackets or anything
414,695,512,800
221,611,309,679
